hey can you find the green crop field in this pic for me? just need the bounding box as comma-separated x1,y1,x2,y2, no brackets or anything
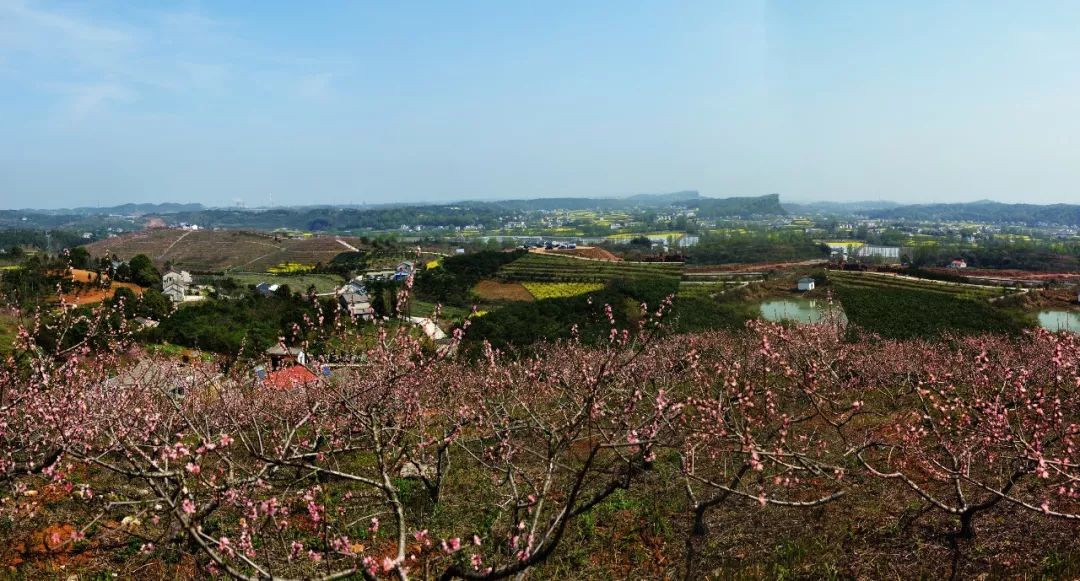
830,274,1033,339
498,253,682,283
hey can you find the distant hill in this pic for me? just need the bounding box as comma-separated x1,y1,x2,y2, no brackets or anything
26,203,205,216
686,194,786,218
481,190,701,211
84,229,362,272
5,192,786,232
783,200,901,215
868,201,1080,226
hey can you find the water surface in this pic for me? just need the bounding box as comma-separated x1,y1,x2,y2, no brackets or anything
759,299,844,324
1037,310,1080,334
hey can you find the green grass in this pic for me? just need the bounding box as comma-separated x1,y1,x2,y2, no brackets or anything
208,272,345,293
0,312,19,355
408,300,473,321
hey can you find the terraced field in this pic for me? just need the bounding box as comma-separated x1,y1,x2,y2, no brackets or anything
498,253,682,283
85,229,362,272
828,271,1010,300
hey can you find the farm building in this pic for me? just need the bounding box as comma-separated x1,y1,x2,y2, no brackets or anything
948,259,968,269
797,277,816,292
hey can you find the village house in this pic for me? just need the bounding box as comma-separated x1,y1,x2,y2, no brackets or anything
338,276,367,296
264,344,307,369
162,269,193,303
255,282,281,296
393,261,414,281
262,364,320,389
132,317,159,329
339,290,375,320
256,345,325,389
797,277,816,292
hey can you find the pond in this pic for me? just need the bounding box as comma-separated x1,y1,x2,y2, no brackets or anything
759,299,845,325
1037,310,1080,334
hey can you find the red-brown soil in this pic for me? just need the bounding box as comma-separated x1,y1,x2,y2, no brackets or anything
471,280,535,302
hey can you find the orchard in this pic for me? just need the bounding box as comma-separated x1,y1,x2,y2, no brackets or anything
2,295,1080,578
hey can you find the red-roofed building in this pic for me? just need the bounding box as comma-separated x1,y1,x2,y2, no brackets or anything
264,365,320,389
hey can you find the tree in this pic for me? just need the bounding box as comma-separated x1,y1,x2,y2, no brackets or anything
68,247,91,269
140,288,172,319
127,254,161,287
853,330,1080,541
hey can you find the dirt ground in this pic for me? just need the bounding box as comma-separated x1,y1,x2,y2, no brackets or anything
684,259,828,274
554,247,620,261
1017,287,1080,309
60,282,144,306
471,280,535,302
927,266,1080,282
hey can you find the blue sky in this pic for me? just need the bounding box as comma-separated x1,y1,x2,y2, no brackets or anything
3,1,1080,209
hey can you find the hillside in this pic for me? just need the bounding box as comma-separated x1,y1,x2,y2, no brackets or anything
84,229,360,272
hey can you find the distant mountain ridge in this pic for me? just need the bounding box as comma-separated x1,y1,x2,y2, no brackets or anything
783,200,902,214
25,203,205,215
868,200,1080,226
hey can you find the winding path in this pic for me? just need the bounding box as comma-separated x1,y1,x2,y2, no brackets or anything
335,238,359,252
157,230,192,260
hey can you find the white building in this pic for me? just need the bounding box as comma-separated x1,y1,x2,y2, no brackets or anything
797,277,816,292
162,270,192,303
855,245,901,262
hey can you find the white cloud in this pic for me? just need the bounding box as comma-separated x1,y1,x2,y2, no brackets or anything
0,0,135,71
66,83,136,118
297,72,334,102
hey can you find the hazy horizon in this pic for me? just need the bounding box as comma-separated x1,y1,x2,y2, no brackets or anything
5,1,1080,209
6,192,1075,214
